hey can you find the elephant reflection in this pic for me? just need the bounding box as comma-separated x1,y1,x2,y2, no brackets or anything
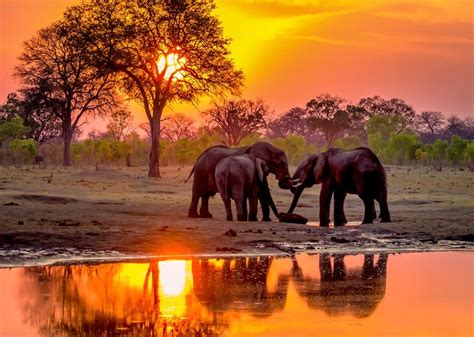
291,253,388,318
192,256,288,317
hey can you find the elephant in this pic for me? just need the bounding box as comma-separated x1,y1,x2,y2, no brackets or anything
186,142,299,218
288,147,391,226
215,154,279,221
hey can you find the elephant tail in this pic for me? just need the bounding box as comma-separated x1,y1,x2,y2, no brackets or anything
184,166,195,183
224,168,230,200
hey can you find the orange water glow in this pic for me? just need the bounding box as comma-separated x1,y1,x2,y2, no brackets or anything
0,252,472,337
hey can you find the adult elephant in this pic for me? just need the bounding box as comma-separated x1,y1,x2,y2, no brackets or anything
288,147,391,226
187,142,298,218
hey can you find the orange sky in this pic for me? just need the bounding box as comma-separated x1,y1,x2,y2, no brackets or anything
0,0,473,129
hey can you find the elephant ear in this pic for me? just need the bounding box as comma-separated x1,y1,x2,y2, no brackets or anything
313,154,327,183
255,158,267,182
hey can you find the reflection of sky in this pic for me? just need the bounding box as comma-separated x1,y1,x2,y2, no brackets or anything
0,252,472,337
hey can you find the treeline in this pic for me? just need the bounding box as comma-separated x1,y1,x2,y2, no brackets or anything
1,92,473,170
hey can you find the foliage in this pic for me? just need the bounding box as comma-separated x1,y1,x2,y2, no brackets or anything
66,0,244,176
9,139,38,164
15,20,118,166
269,135,316,165
0,117,30,142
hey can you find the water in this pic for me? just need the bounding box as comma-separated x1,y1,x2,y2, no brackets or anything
0,252,472,337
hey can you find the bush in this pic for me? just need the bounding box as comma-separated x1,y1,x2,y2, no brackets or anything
9,139,37,164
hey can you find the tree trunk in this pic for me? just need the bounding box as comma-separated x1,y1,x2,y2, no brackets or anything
62,124,73,167
148,109,162,177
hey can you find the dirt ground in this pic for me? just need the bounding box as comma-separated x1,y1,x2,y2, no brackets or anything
0,164,473,264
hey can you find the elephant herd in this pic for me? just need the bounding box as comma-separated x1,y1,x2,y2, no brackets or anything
186,142,391,226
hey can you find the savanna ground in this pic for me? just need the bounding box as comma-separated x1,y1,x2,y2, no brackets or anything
0,164,473,265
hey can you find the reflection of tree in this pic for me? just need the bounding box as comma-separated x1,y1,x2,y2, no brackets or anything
293,254,388,318
19,254,390,337
21,262,226,337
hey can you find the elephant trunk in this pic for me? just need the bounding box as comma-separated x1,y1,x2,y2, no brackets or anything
288,186,304,213
267,189,280,218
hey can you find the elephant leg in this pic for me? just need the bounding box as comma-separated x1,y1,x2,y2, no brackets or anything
199,194,213,218
333,254,346,281
372,204,377,220
319,182,333,227
361,197,374,224
235,192,246,221
377,194,391,223
260,197,271,221
224,198,233,221
242,195,248,221
188,194,200,218
333,190,347,227
319,254,332,281
248,194,258,221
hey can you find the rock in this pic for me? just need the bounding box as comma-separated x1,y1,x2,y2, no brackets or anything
224,229,237,237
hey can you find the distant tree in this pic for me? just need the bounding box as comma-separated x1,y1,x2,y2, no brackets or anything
416,111,445,135
15,21,118,166
358,96,416,133
306,94,364,147
428,139,449,170
204,99,268,146
161,113,196,142
0,93,22,121
0,117,30,142
446,135,469,165
444,115,474,139
66,0,244,177
266,107,310,138
106,108,135,141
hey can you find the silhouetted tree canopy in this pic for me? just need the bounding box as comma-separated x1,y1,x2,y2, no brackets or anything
358,96,416,133
15,21,118,166
65,0,244,176
204,99,268,146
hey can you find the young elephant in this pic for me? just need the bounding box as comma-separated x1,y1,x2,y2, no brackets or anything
215,154,279,221
289,147,391,226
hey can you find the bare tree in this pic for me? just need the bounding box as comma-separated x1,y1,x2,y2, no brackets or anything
66,0,243,177
204,99,268,146
106,108,135,141
161,113,196,142
15,21,117,166
415,111,445,136
266,107,312,138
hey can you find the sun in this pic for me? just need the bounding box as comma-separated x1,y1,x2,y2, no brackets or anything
157,53,186,80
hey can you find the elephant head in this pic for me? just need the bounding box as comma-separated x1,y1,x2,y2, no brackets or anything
245,142,299,190
288,153,329,213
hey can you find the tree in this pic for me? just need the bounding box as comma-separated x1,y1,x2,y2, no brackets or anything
15,21,117,166
358,96,416,133
416,111,445,135
66,0,243,177
106,108,135,141
267,107,310,137
305,94,350,147
161,113,196,142
444,116,474,139
204,99,268,146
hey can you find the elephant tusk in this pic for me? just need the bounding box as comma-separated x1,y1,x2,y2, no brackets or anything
292,181,303,188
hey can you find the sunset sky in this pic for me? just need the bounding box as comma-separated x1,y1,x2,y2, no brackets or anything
0,0,472,128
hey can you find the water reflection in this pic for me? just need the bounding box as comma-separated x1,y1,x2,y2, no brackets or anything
2,252,472,337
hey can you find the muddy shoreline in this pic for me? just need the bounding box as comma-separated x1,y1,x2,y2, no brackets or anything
1,165,473,266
